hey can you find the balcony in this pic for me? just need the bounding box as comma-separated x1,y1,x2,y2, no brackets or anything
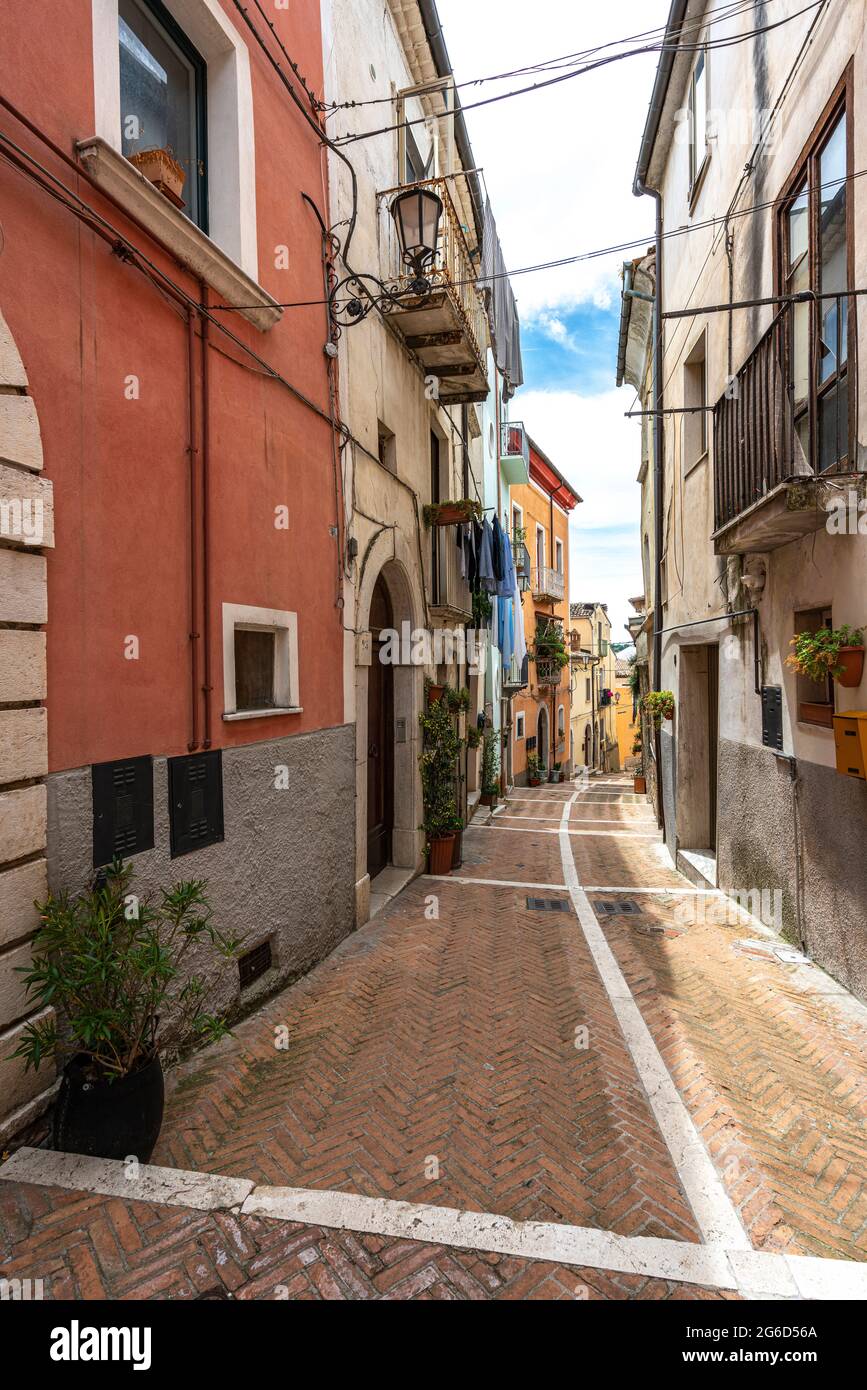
531,565,565,602
500,421,530,485
376,176,489,404
502,654,528,692
713,294,860,555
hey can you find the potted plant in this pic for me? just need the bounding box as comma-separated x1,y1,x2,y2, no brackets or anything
533,621,569,687
643,690,676,725
786,624,864,688
422,499,482,528
425,676,445,706
466,724,481,751
479,728,500,806
550,761,562,784
446,685,471,713
7,862,242,1162
451,815,465,869
419,696,462,873
527,752,542,787
129,147,186,206
600,688,613,707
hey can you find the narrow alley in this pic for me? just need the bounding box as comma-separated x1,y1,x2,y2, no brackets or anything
3,775,865,1302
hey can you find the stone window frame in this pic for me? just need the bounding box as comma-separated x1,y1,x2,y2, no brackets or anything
222,603,301,722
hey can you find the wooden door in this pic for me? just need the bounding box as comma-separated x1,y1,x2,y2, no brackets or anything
366,576,394,879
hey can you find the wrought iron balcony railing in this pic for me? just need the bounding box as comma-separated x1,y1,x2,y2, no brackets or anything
531,565,565,602
713,292,859,540
376,175,489,402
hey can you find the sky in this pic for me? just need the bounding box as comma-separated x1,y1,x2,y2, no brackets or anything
437,0,672,641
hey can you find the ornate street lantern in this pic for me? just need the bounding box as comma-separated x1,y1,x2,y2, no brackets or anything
390,186,443,281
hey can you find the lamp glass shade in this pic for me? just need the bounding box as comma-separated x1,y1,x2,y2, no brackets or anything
391,188,443,267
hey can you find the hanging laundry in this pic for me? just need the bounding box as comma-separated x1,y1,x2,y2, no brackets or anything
478,518,497,593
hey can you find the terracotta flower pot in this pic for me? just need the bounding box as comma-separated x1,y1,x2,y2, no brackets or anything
428,834,455,875
528,777,541,787
836,646,865,688
129,147,186,205
429,502,475,526
427,684,445,705
633,775,646,794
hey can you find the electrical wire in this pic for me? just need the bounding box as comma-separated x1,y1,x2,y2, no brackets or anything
329,1,826,147
322,0,775,111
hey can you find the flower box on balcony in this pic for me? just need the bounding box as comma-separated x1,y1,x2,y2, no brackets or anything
423,499,481,528
535,657,563,687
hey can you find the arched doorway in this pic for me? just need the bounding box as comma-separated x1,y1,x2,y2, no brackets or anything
537,704,550,773
366,574,394,878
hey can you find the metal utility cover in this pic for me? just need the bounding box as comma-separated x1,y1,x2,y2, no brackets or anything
596,899,642,915
526,897,571,912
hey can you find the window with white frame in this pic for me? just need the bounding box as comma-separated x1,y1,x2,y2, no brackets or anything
89,0,260,281
557,704,565,739
222,604,300,719
688,46,708,199
555,537,564,574
515,711,525,739
535,524,545,569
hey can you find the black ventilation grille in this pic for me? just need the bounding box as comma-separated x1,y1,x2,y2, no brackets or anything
761,686,784,751
526,897,571,913
92,756,154,867
596,899,642,915
239,939,273,989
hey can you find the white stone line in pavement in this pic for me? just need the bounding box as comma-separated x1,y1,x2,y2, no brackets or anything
423,875,568,890
4,1147,865,1299
582,886,725,895
556,791,751,1254
472,823,660,840
0,1146,253,1211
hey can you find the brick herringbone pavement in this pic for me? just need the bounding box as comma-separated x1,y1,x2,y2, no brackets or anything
0,1184,736,1301
151,821,701,1239
2,775,865,1299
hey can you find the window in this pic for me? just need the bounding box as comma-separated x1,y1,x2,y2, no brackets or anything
585,677,591,701
779,91,851,475
688,47,708,200
535,524,546,569
794,607,834,727
92,756,154,866
222,604,300,719
377,421,396,474
169,750,223,856
555,538,564,574
512,501,524,541
557,704,565,739
516,711,525,739
683,332,707,470
119,0,207,230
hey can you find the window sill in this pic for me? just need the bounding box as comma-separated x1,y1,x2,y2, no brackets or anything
75,138,282,332
223,707,303,722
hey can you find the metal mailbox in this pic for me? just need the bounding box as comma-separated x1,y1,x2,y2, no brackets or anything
832,711,867,779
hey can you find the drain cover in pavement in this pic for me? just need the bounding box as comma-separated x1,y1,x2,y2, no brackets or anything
526,897,571,912
596,899,642,915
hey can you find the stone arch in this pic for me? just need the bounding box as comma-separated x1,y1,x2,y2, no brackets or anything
0,307,53,1140
353,529,425,924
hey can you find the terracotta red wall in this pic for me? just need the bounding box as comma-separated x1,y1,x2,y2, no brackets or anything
0,0,342,771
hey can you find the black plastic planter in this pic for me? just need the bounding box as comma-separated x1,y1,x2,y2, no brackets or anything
52,1053,165,1162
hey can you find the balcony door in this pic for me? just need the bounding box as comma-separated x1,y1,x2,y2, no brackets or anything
779,82,853,475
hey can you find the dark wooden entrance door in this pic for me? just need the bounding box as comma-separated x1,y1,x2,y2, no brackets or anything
366,575,394,879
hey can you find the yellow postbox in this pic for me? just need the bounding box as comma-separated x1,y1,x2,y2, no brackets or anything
832,711,867,779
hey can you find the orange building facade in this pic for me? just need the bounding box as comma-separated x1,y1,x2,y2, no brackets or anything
508,439,580,785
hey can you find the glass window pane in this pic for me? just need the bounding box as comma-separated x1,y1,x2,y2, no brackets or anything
119,0,201,226
819,114,847,382
690,52,707,184
819,377,848,472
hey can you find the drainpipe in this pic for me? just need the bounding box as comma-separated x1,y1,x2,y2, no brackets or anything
200,282,213,748
187,308,201,751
